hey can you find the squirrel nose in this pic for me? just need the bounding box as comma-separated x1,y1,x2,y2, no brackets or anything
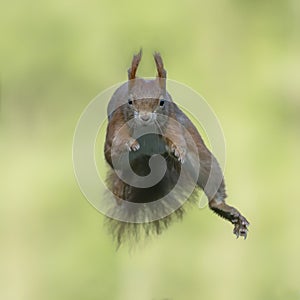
140,114,151,122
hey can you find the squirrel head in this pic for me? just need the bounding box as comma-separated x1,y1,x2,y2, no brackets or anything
125,50,171,126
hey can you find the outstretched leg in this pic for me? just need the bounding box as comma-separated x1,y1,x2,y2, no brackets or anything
196,150,250,238
208,196,249,239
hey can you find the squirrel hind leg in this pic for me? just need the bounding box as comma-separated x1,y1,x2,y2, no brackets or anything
208,198,250,239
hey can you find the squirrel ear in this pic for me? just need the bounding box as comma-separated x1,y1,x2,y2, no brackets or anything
128,49,142,80
153,52,167,79
154,52,167,91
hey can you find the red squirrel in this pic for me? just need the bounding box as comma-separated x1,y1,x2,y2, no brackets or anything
104,50,249,246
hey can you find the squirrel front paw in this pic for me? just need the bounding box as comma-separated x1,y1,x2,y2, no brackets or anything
170,143,186,163
126,138,140,152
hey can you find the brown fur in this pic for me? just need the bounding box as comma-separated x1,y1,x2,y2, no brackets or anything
104,51,249,247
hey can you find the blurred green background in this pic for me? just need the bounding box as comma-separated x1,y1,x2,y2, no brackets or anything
1,0,300,299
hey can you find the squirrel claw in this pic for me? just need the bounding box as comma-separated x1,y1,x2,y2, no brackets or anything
126,139,140,152
232,214,249,239
171,144,186,164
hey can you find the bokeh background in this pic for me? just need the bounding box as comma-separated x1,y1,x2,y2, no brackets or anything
1,0,300,299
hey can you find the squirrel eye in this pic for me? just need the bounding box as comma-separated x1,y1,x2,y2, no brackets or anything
128,99,133,105
159,99,165,107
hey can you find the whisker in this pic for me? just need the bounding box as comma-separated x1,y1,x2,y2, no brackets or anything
154,119,163,153
154,119,172,159
154,119,163,136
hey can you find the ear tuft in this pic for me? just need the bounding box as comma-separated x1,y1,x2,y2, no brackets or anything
153,52,167,78
128,49,142,80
